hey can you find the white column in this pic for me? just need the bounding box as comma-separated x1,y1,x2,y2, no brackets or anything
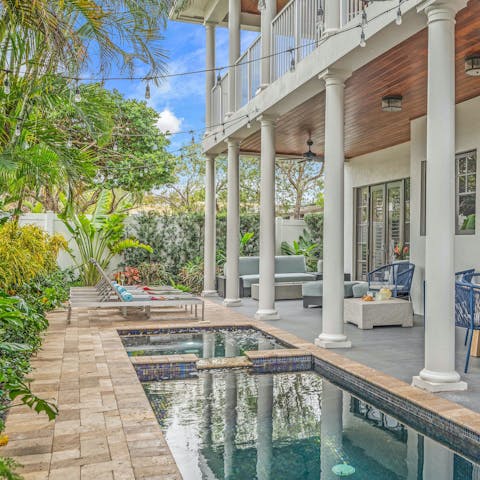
320,380,343,480
203,154,217,296
224,138,242,306
256,374,273,480
323,0,340,36
422,437,453,480
412,1,467,392
316,70,351,349
205,23,216,131
224,370,238,479
227,0,241,116
258,0,276,90
255,116,279,321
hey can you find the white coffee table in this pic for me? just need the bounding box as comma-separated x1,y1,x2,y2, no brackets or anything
344,297,413,329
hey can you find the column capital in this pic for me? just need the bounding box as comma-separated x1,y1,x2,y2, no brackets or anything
205,153,217,161
225,137,241,147
319,68,351,86
204,20,217,27
257,114,277,127
417,0,467,19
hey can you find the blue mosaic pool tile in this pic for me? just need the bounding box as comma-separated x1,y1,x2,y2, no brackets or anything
134,361,198,381
313,357,480,464
251,354,312,374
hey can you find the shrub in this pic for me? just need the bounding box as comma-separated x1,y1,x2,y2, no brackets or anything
0,223,67,291
177,257,204,294
304,213,324,260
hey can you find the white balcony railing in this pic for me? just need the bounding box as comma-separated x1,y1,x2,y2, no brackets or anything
235,35,261,110
211,73,228,129
210,0,364,128
271,0,319,82
342,0,362,26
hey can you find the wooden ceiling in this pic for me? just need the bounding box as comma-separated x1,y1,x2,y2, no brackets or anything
241,0,289,15
240,0,480,158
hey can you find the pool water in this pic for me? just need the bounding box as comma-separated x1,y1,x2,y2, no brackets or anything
122,328,285,357
145,370,479,480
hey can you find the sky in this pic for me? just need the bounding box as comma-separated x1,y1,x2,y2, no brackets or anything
101,20,258,153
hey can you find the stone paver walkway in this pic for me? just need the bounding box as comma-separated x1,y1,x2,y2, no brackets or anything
2,308,184,480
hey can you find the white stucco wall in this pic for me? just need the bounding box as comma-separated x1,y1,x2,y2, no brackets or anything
344,142,411,277
410,95,480,314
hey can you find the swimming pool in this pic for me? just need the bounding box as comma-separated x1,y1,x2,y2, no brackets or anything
121,328,286,357
145,369,479,480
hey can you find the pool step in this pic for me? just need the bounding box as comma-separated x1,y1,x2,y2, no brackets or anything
246,349,313,374
197,356,252,370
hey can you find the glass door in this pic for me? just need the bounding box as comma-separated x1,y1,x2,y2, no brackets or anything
386,181,402,262
354,179,410,280
370,184,386,271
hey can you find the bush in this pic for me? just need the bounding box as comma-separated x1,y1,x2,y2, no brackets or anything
123,212,260,283
304,213,324,260
0,223,67,291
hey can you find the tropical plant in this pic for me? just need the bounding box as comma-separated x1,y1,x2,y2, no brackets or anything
135,263,169,286
61,191,152,285
0,223,67,291
281,229,319,271
178,257,204,294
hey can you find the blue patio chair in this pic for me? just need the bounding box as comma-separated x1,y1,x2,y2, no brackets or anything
367,262,415,299
455,276,480,373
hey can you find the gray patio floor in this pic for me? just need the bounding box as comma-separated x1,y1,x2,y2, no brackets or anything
212,296,480,413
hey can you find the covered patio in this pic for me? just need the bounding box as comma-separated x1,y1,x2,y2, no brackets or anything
203,0,480,393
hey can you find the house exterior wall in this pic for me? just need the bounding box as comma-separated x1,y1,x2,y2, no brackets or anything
410,95,480,314
344,95,480,315
344,142,411,278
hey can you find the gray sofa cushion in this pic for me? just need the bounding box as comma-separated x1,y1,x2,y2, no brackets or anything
275,255,307,274
238,257,260,276
274,273,317,283
302,280,359,298
241,272,317,287
353,283,369,298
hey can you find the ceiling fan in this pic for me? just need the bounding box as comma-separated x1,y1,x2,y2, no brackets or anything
297,137,324,163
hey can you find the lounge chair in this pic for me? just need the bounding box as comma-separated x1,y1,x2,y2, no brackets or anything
67,260,204,323
367,262,415,299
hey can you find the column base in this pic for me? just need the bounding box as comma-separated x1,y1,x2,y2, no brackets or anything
254,309,280,321
201,290,218,297
412,376,467,393
223,298,242,307
412,368,467,392
315,333,351,349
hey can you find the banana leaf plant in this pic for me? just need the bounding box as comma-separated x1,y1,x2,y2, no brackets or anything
61,191,152,285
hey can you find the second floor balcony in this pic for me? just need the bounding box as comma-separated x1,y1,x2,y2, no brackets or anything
210,0,365,127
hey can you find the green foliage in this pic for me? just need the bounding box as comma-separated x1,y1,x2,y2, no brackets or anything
304,213,324,259
123,212,260,283
0,457,22,480
62,191,152,285
281,229,319,271
135,263,170,286
177,257,204,294
0,222,67,292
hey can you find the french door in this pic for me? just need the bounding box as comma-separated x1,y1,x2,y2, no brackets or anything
354,179,410,281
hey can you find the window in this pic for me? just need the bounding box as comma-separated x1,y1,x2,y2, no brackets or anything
456,150,477,235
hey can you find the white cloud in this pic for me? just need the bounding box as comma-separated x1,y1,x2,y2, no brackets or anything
156,108,183,134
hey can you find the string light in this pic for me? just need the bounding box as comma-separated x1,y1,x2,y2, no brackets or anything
360,29,366,48
14,124,21,137
3,73,10,95
145,81,151,100
361,6,368,28
74,80,81,103
246,116,252,129
66,138,72,148
396,1,402,25
289,49,295,72
113,141,118,152
190,130,195,144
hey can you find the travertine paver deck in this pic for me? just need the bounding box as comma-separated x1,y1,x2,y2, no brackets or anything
4,299,480,479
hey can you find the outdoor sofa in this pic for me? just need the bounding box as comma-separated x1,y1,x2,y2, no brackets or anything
218,255,318,298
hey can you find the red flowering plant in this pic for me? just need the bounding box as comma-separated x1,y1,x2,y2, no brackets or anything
393,243,409,261
114,267,141,285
